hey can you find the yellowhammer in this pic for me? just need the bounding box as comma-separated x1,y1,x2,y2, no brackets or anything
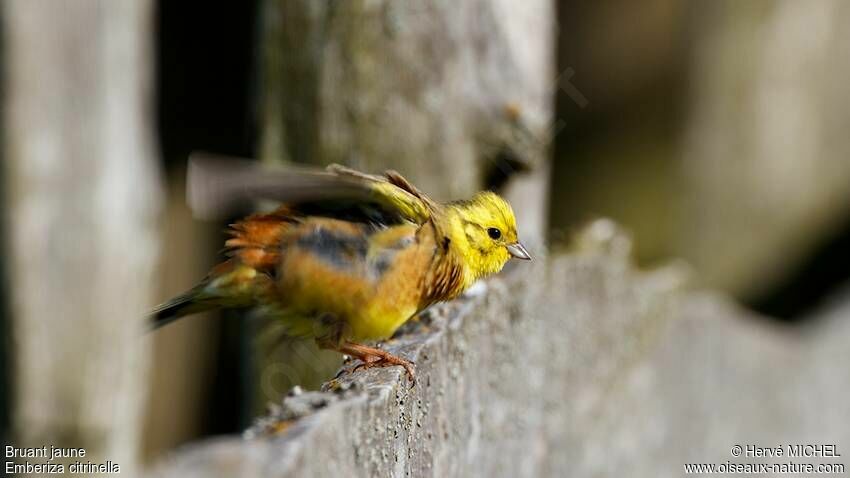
151,155,531,380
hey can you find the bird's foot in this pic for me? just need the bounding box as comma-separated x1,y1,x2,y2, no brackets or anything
337,341,416,384
352,354,416,382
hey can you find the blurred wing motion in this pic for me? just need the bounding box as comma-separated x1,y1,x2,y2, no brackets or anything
187,153,434,224
150,153,441,330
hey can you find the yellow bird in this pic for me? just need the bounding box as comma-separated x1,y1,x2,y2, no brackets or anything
151,156,531,380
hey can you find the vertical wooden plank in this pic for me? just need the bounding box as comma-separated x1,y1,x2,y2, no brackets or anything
259,0,554,216
2,0,160,472
681,0,850,297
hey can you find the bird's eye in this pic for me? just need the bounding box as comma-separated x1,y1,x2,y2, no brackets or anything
487,227,502,240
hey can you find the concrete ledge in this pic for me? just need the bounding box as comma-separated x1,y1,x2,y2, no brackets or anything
148,226,850,477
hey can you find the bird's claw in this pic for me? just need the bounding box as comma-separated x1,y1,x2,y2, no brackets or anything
335,341,417,387
348,356,416,387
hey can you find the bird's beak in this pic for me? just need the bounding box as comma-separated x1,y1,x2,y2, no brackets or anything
506,242,532,261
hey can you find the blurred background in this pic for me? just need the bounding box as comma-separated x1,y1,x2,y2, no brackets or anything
1,0,849,473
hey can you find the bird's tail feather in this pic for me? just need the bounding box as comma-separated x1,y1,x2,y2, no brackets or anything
149,285,218,330
149,261,274,330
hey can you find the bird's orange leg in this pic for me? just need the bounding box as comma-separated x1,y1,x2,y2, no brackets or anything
338,341,416,382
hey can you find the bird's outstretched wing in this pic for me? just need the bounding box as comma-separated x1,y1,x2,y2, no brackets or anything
187,153,434,225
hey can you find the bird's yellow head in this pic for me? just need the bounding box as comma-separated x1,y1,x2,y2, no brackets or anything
447,191,531,280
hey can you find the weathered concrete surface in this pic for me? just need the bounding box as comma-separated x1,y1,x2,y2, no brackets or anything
148,224,850,477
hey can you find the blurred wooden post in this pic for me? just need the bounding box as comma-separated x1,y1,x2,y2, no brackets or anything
2,0,160,473
681,0,850,298
259,0,554,238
